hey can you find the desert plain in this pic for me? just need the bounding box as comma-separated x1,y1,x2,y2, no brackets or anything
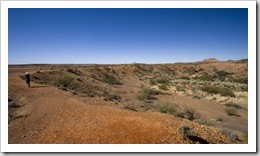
8,58,248,144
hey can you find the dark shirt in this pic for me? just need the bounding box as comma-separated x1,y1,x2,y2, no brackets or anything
26,74,30,82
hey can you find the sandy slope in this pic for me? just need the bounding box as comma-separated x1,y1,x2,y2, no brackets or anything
8,72,231,144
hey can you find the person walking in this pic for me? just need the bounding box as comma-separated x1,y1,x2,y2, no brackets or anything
25,72,30,88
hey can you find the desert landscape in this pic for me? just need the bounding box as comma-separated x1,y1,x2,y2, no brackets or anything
8,58,248,144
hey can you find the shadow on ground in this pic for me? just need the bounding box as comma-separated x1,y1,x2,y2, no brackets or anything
31,86,49,88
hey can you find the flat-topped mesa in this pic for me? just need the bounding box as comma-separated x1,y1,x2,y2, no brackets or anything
202,58,220,63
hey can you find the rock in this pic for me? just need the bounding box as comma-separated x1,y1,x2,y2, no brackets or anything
8,101,20,108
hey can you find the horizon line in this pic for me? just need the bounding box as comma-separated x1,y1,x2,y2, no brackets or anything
8,58,248,66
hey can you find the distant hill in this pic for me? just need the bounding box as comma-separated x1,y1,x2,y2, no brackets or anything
202,58,220,63
239,58,248,62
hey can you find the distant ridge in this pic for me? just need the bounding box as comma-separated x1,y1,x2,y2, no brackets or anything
9,58,248,66
239,58,248,62
202,58,220,63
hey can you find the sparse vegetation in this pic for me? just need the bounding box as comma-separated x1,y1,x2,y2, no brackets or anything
180,76,190,80
178,124,193,140
137,92,149,101
53,74,74,88
102,73,120,85
186,67,198,75
158,104,176,114
149,79,157,85
216,117,224,122
225,108,239,116
123,105,137,111
224,102,244,110
137,88,159,101
231,77,248,84
194,73,214,81
220,128,239,141
183,107,198,121
241,86,248,92
11,59,248,144
201,86,235,97
104,66,111,71
104,94,121,101
158,83,168,90
212,70,231,81
66,68,81,75
157,77,169,84
175,112,185,118
176,85,185,92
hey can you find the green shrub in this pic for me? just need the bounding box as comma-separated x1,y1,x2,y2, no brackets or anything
53,74,74,88
111,69,116,74
241,86,248,92
94,65,101,71
231,77,248,84
220,128,239,141
201,86,235,97
137,92,150,101
225,108,239,116
212,71,229,81
195,73,214,81
178,124,193,140
66,68,81,75
104,66,111,71
166,69,176,76
157,77,169,84
102,73,120,85
187,67,198,75
104,94,121,101
196,120,212,126
158,84,168,90
216,117,224,122
149,79,157,85
111,94,121,101
174,107,199,121
224,102,244,109
137,88,159,101
66,68,74,73
176,86,185,92
215,70,230,77
123,105,137,111
183,107,197,121
180,76,190,80
175,112,185,118
158,104,176,114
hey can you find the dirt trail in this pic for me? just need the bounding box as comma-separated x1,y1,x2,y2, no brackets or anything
8,72,230,144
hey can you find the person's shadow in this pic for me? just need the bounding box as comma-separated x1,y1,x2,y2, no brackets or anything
31,86,49,88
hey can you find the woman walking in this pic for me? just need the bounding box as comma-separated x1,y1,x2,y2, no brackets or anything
25,72,30,88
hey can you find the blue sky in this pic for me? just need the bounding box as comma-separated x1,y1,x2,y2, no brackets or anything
8,8,248,64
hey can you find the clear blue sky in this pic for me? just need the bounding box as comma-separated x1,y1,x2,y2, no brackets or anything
8,8,248,64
